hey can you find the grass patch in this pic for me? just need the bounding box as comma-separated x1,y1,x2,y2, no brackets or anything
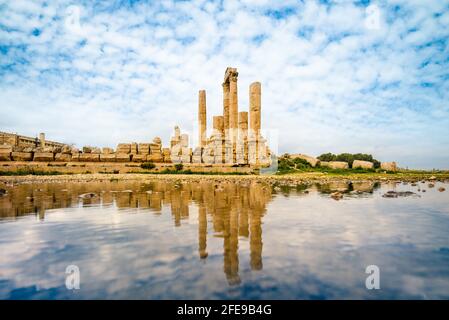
0,169,67,176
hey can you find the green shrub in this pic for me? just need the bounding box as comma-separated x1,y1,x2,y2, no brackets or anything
141,162,156,170
292,157,311,169
174,163,184,171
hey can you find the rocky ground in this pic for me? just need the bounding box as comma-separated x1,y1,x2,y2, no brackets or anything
1,171,448,186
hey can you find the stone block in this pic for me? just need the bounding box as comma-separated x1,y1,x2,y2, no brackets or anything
100,154,116,162
71,153,80,161
61,145,72,154
132,154,146,162
352,160,374,169
116,143,131,154
116,153,131,162
192,155,202,163
138,143,150,155
0,145,13,153
82,146,92,153
55,153,72,162
34,152,54,162
102,147,114,154
0,152,12,161
147,154,163,163
381,162,397,171
327,161,349,169
79,153,100,162
12,152,33,161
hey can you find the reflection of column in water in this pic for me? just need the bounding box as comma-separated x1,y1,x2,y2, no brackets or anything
115,191,132,208
239,189,249,238
228,203,241,285
170,190,181,227
248,183,266,271
180,190,189,218
38,202,45,220
249,210,263,270
198,205,208,259
150,192,162,213
102,191,114,206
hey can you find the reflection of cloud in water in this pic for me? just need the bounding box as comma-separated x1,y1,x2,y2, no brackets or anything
0,180,449,299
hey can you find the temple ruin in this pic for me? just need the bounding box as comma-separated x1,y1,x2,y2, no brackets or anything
0,68,271,168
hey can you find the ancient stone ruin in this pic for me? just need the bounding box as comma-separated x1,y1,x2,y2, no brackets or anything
0,68,271,167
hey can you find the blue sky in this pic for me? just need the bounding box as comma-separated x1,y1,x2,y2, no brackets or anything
0,0,448,169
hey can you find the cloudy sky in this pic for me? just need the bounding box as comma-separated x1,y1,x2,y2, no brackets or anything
1,0,448,169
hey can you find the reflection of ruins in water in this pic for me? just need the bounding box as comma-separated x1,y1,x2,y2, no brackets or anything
0,180,272,285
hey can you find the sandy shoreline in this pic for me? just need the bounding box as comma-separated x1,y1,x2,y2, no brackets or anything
1,172,448,185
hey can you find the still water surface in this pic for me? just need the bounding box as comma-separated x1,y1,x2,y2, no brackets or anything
0,179,448,299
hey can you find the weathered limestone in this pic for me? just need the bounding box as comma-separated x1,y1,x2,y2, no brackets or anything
79,153,100,162
116,154,131,162
198,90,207,147
213,116,224,136
222,82,230,132
0,145,13,153
102,147,114,154
34,152,54,162
192,147,203,163
381,162,397,171
325,161,349,169
39,132,45,148
290,154,320,167
352,160,374,169
82,146,92,153
237,112,249,164
116,143,131,154
12,152,33,161
149,154,163,162
132,154,146,162
138,143,150,155
249,82,261,139
162,148,171,162
55,153,72,162
0,152,11,161
0,145,12,160
100,154,116,162
61,145,72,154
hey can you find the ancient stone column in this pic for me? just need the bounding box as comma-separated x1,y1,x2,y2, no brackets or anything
39,132,46,148
229,72,238,137
238,111,248,164
249,82,261,139
229,70,238,163
198,90,207,147
222,82,230,134
213,116,224,136
249,82,261,165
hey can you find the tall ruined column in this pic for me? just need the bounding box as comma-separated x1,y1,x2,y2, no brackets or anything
249,82,261,139
222,82,230,136
213,116,224,136
213,116,224,164
39,132,46,148
229,72,238,138
229,70,238,163
198,90,207,147
238,111,248,164
249,82,261,164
